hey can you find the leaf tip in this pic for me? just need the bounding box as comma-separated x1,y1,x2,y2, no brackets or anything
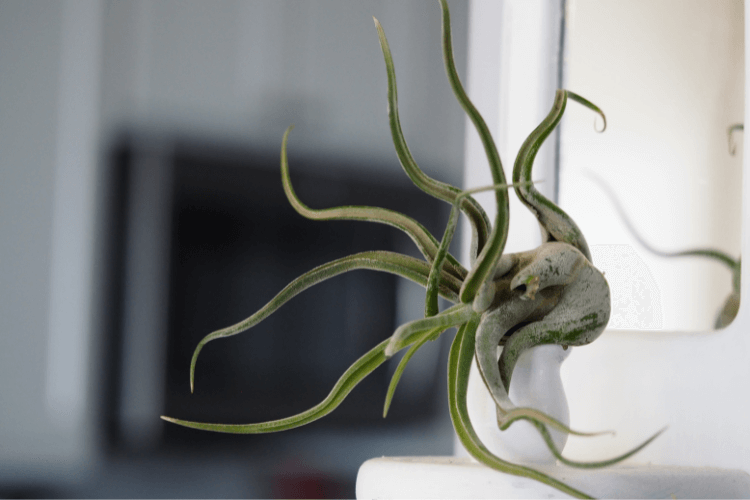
594,114,607,133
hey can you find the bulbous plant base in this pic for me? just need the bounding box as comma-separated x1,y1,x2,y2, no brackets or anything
356,457,750,499
466,344,571,464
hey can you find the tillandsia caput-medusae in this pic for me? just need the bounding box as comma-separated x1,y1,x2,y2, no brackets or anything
161,1,662,497
588,123,743,329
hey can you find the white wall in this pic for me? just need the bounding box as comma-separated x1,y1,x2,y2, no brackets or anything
0,0,99,483
559,0,744,331
560,1,750,469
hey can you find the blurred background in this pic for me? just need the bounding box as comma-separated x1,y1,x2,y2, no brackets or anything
0,0,471,497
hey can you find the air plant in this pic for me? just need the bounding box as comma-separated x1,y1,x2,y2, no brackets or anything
589,123,743,329
161,1,661,497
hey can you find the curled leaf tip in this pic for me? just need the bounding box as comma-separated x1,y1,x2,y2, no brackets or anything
728,123,743,155
594,115,607,133
566,90,606,132
532,420,665,469
190,342,206,394
383,327,442,418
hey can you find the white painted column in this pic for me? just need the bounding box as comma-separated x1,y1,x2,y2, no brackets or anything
44,0,104,465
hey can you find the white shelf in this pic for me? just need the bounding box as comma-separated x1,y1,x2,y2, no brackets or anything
356,456,750,499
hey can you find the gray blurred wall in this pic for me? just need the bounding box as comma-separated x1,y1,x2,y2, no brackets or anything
0,0,469,494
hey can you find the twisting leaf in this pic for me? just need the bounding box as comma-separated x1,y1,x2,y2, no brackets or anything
383,326,444,418
163,338,391,433
531,420,666,469
385,302,474,357
447,319,594,499
372,16,492,261
437,0,512,305
567,90,607,132
728,123,744,155
281,125,467,281
425,197,462,317
497,407,613,438
425,181,537,317
513,89,605,261
188,251,462,393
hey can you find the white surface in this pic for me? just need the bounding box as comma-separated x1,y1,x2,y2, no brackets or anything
559,0,749,469
0,0,101,478
559,0,744,331
46,0,104,433
356,456,750,499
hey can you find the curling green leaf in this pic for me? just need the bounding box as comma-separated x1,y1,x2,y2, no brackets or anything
383,326,444,418
497,407,613,438
567,90,607,132
425,197,462,317
438,0,512,304
385,302,474,357
425,181,536,317
163,338,391,433
281,125,467,281
728,123,743,155
513,90,604,261
447,318,593,499
531,420,666,469
188,251,462,393
373,16,492,260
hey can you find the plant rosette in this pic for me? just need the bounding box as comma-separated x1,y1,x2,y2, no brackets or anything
160,1,663,497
